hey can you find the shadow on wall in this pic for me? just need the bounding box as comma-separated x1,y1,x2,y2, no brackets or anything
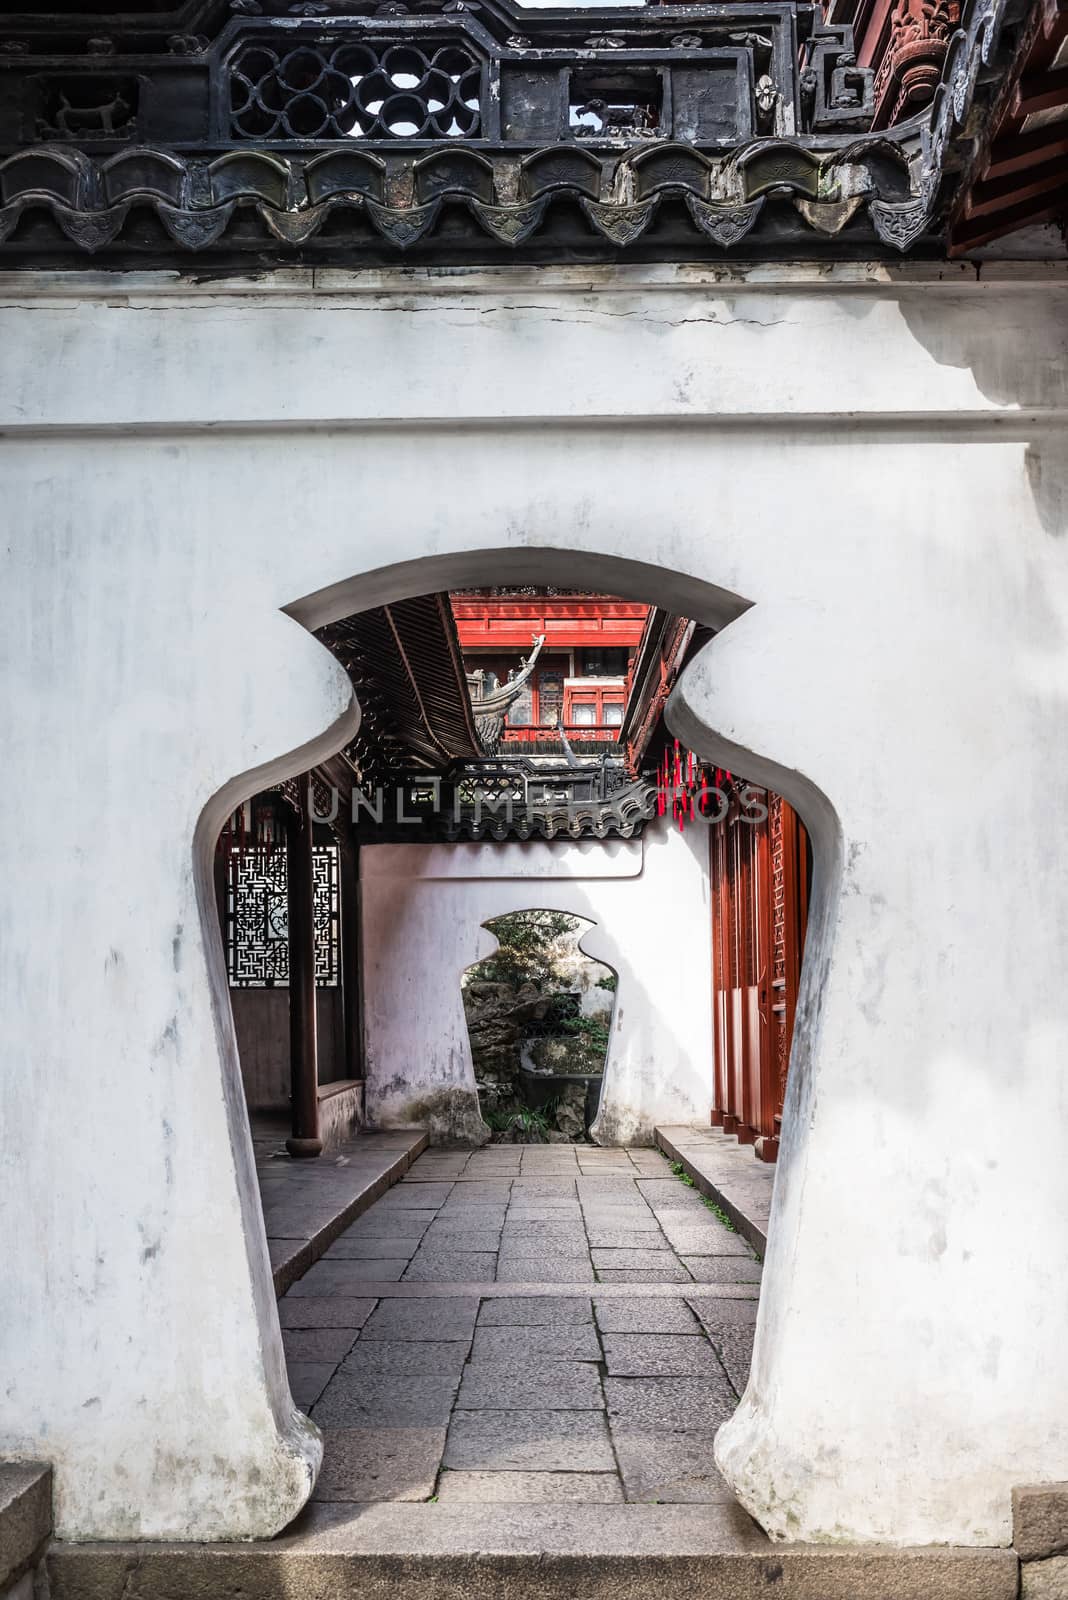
462,909,617,1144
895,289,1068,537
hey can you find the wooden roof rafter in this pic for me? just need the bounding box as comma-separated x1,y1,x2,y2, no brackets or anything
948,0,1068,251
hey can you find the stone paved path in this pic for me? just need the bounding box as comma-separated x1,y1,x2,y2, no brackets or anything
278,1141,762,1507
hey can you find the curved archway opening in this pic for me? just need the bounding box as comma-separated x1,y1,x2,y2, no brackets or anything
462,910,618,1143
201,546,833,1544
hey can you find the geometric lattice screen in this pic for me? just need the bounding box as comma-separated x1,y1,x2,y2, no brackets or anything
225,845,339,987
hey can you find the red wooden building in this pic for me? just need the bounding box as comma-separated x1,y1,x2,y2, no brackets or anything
451,591,648,748
621,608,813,1165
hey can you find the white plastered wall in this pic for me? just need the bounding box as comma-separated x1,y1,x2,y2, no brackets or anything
0,263,1066,1546
359,822,713,1145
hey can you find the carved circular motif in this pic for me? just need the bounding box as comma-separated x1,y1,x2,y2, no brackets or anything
230,37,482,140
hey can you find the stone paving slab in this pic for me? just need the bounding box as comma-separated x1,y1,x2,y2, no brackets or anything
470,1325,602,1363
611,1429,736,1504
587,1226,671,1248
432,1208,509,1228
657,1226,754,1258
323,1237,423,1260
592,1247,676,1269
501,1212,588,1230
510,1177,578,1196
686,1294,761,1327
496,1258,595,1284
288,1361,336,1408
428,1181,513,1200
707,1324,757,1398
278,1295,377,1329
603,1334,729,1377
597,1266,694,1282
378,1185,455,1208
420,1227,502,1251
360,1298,481,1342
635,1180,702,1206
291,1259,411,1292
457,1362,604,1411
605,1376,737,1430
311,1428,447,1504
681,1257,764,1284
342,1341,471,1378
443,1411,617,1472
498,1235,591,1260
582,1209,663,1231
281,1326,361,1364
404,1250,499,1282
594,1298,702,1334
313,1374,460,1427
344,1211,439,1236
477,1296,592,1325
436,1471,624,1504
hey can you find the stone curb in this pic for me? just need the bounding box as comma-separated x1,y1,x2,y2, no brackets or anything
271,1132,430,1297
654,1127,768,1256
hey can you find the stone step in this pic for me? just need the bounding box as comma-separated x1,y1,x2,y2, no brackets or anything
0,1461,52,1597
655,1123,773,1256
47,1502,1019,1600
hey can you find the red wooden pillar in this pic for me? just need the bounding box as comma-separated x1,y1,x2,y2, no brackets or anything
722,816,741,1136
286,785,322,1159
710,820,729,1127
710,787,811,1163
736,816,758,1144
751,800,778,1158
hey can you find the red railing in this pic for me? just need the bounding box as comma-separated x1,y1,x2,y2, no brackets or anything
500,724,621,745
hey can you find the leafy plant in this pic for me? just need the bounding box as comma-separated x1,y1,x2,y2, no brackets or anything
473,910,584,990
491,910,581,953
484,1104,554,1143
701,1195,738,1233
668,1159,738,1232
562,1013,610,1050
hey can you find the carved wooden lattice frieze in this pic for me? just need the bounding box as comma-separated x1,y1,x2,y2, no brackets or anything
225,845,339,988
230,39,482,141
0,0,1012,261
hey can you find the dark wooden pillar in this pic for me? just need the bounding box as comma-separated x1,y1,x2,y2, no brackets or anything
338,835,362,1083
286,786,321,1158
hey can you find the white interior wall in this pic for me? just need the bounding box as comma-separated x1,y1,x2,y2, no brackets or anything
0,264,1066,1546
359,821,713,1145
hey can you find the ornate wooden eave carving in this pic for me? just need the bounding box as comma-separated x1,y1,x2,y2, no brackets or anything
0,0,973,262
0,0,1034,261
870,0,962,128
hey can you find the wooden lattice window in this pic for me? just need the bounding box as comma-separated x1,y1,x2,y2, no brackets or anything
225,845,339,988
